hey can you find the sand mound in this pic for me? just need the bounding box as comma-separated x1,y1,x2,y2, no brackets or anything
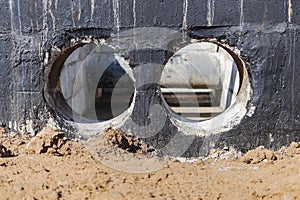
104,126,153,154
240,142,300,164
1,127,300,199
26,127,71,156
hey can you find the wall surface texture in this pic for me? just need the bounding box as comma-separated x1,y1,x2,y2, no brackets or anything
0,0,300,157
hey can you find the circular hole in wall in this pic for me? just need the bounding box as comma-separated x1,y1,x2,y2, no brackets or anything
46,43,135,123
160,42,242,122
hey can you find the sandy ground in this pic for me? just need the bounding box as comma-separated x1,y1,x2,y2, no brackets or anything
1,127,300,200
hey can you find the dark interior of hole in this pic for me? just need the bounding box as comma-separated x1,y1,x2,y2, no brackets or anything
95,60,134,121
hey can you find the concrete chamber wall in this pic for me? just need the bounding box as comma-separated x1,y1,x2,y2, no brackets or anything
1,0,300,156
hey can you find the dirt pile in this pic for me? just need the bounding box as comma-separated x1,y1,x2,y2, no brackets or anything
240,146,277,164
206,146,242,161
0,127,79,157
1,127,300,199
26,127,71,156
240,142,300,164
104,126,153,154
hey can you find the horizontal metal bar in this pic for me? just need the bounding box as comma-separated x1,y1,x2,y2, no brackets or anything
171,106,224,114
161,88,213,93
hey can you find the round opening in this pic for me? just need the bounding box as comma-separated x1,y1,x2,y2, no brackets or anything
46,42,135,123
160,42,241,122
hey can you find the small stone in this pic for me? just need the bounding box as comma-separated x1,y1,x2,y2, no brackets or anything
290,142,300,149
211,152,219,159
223,146,229,151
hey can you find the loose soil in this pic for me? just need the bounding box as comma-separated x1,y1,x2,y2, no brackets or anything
0,127,300,200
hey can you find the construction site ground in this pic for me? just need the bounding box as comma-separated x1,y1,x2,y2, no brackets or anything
0,127,300,200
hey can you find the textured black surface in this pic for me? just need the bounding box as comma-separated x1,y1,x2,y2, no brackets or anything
0,0,300,156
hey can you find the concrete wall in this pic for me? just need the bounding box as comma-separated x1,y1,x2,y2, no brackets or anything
1,0,300,156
